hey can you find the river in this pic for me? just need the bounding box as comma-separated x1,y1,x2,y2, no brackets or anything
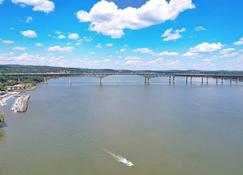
0,76,243,175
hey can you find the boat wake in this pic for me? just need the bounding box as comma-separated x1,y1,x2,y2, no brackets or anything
102,148,134,167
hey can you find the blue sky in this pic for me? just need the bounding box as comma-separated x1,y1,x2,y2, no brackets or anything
0,0,242,70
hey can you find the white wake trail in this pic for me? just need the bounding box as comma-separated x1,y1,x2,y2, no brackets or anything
102,148,134,167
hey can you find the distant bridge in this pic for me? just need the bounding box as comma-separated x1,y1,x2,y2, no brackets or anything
3,72,243,85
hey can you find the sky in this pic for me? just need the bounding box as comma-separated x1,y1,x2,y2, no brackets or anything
0,0,243,70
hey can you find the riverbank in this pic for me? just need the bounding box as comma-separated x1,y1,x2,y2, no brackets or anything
11,95,31,113
0,91,20,107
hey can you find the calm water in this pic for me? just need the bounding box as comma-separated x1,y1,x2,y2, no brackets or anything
1,76,243,175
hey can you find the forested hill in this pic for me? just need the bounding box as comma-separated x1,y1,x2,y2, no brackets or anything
0,64,243,75
0,65,116,74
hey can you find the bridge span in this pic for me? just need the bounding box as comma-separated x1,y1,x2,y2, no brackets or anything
3,72,243,85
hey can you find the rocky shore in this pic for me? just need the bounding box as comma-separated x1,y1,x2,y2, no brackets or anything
11,95,31,113
0,92,19,107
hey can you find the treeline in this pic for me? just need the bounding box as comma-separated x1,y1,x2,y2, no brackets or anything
0,64,116,74
0,75,43,91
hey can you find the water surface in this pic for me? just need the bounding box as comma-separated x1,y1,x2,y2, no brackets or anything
1,76,243,175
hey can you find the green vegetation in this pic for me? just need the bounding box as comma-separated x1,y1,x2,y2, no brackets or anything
0,64,116,74
0,113,4,123
0,75,43,91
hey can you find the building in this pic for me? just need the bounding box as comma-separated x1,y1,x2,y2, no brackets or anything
7,83,32,91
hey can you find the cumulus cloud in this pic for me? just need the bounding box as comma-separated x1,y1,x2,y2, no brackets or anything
133,48,153,54
25,16,32,23
161,28,186,41
1,40,14,44
76,0,195,38
21,30,37,38
195,26,206,31
234,37,243,46
120,48,126,52
12,0,54,13
48,46,74,52
156,51,179,56
183,42,223,57
106,43,113,47
36,43,43,46
125,56,142,65
13,46,27,51
68,33,79,40
219,48,238,57
58,34,66,39
95,43,102,48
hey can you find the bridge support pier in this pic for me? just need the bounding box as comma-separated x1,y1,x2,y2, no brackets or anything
43,77,48,84
201,77,204,85
17,76,21,82
236,78,239,85
169,76,171,84
186,77,188,84
99,77,103,85
221,77,224,84
206,77,209,84
172,76,175,84
69,76,72,86
144,77,150,85
216,78,218,85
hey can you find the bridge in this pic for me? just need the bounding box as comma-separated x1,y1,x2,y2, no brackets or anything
3,72,243,85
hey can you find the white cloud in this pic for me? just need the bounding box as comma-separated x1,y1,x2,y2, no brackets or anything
21,30,37,38
190,42,223,52
124,56,142,65
234,37,243,46
0,0,4,4
58,34,66,39
183,51,198,57
133,48,153,54
12,46,27,51
76,0,194,38
157,51,179,56
36,43,43,46
183,42,223,57
48,46,74,52
2,40,14,44
161,27,186,41
125,56,141,61
12,0,54,13
82,36,93,42
95,43,102,48
68,33,79,40
120,48,126,52
88,51,96,55
106,43,113,47
25,16,32,23
219,48,238,57
201,58,212,62
195,26,206,31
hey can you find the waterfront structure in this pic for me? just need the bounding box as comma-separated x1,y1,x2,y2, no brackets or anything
7,83,32,91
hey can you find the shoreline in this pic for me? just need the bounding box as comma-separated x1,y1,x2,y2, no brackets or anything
0,86,36,107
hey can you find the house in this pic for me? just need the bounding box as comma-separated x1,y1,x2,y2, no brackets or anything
7,83,33,91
